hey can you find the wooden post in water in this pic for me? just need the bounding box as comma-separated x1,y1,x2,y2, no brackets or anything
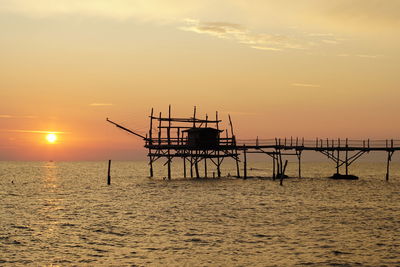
149,108,154,178
386,151,393,181
183,157,187,178
345,138,349,176
336,138,341,174
297,150,302,178
272,154,276,180
280,160,288,186
190,154,193,178
195,159,200,178
107,160,111,185
279,150,283,177
243,145,247,179
229,115,241,178
216,111,221,178
167,105,172,180
204,150,208,178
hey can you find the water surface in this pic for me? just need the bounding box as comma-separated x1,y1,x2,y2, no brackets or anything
1,161,399,266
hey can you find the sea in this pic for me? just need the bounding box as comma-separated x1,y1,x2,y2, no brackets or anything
1,160,399,266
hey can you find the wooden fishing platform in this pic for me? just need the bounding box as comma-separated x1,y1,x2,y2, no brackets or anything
107,106,398,182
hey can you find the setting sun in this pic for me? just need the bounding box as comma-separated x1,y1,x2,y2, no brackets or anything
46,133,57,143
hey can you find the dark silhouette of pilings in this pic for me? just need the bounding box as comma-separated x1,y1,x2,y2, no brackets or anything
107,108,399,182
107,160,111,185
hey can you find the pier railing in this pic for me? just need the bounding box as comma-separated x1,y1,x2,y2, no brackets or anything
236,138,400,149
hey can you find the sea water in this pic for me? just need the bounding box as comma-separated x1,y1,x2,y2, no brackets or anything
1,161,399,266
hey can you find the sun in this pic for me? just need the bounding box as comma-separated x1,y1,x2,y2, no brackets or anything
46,133,57,143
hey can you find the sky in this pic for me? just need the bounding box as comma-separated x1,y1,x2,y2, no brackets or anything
1,0,400,161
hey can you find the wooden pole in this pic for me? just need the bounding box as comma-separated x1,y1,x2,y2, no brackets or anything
297,150,302,178
216,111,221,178
158,112,162,145
336,138,340,174
243,145,247,179
204,151,208,178
345,138,349,176
280,160,288,186
195,159,200,178
107,160,111,185
229,115,241,178
167,105,171,180
272,154,276,180
386,151,392,181
193,106,196,128
279,150,283,176
190,154,193,178
149,108,154,178
183,157,187,178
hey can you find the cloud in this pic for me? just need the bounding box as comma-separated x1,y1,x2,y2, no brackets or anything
89,103,113,106
291,83,321,88
1,129,68,134
2,0,400,30
221,111,258,116
0,0,200,22
251,46,282,51
0,114,37,119
356,54,382,59
180,19,335,51
337,54,382,59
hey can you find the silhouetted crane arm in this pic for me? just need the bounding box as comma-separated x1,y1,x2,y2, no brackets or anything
106,118,146,140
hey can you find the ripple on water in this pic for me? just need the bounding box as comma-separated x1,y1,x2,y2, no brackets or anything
1,161,399,266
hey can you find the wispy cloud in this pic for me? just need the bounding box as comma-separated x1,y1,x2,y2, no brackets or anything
0,129,68,134
337,54,382,59
357,54,382,59
89,103,113,106
291,83,321,88
180,19,339,52
221,111,258,116
0,114,37,119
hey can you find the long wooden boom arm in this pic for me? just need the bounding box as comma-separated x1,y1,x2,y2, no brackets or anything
106,118,147,140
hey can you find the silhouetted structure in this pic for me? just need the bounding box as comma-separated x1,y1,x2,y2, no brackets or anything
107,106,240,179
107,106,399,181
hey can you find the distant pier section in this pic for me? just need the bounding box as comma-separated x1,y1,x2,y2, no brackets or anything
107,106,399,181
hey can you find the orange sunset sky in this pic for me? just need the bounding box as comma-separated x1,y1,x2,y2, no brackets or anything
1,1,400,161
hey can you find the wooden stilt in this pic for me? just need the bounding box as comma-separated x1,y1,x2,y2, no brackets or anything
337,138,340,174
386,151,393,181
167,158,171,180
190,155,193,178
183,157,187,178
149,108,154,178
167,105,172,180
229,115,241,178
279,150,283,176
195,159,200,178
204,151,208,178
149,155,154,178
297,150,302,178
280,160,288,186
216,111,221,178
345,138,349,176
243,145,247,179
272,154,276,180
107,160,111,185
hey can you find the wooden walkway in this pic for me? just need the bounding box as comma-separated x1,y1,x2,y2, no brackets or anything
236,138,399,182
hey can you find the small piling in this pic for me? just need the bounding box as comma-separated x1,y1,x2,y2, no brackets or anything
107,160,111,185
280,160,288,186
243,145,247,179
